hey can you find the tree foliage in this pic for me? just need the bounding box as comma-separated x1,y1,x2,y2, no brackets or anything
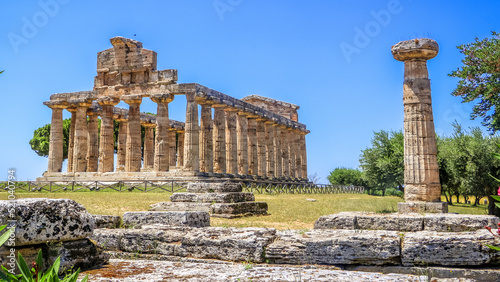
327,167,366,187
449,31,500,133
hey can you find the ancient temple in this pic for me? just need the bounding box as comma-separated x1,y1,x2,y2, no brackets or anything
38,37,309,183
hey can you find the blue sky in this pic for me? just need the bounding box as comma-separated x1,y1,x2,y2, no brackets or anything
1,0,498,182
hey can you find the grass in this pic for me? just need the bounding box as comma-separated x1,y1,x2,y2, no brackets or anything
0,191,488,230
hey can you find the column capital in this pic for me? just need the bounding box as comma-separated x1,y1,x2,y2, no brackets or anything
237,111,251,117
141,122,156,128
43,100,67,109
391,38,438,62
68,97,93,108
115,115,128,122
150,93,174,103
121,94,143,104
264,119,275,125
195,97,214,105
97,96,120,106
87,109,99,116
224,106,239,112
212,103,227,108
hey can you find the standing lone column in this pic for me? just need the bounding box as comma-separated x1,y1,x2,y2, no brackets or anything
122,95,143,172
237,112,249,176
142,123,155,171
151,93,174,172
213,105,226,174
225,108,238,175
392,38,447,213
97,97,119,172
199,101,214,173
70,98,92,172
183,92,199,172
44,100,67,173
116,116,128,172
86,110,99,172
265,121,275,178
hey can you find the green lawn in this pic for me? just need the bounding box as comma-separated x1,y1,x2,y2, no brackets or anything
0,191,487,230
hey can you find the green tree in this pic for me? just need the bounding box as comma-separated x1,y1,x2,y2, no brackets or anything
327,167,366,187
359,130,404,196
449,31,500,133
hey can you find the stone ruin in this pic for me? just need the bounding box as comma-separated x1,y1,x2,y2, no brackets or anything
38,37,310,184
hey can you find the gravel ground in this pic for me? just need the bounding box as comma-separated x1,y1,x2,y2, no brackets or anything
79,259,434,282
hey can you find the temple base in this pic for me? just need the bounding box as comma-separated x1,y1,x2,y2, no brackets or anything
398,202,448,214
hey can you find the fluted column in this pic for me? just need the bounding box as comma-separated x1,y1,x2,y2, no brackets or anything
86,110,99,172
169,130,177,167
122,94,143,172
116,116,127,172
265,121,275,178
199,102,214,173
70,99,92,172
44,100,67,173
142,123,155,171
256,118,267,177
237,112,249,176
247,117,258,176
67,107,76,172
177,131,185,167
151,93,174,172
213,105,226,174
294,130,302,179
280,126,289,179
225,108,238,175
97,97,119,172
183,92,199,171
288,129,296,179
273,124,282,178
299,132,308,180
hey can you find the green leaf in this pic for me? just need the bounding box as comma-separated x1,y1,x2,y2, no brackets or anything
491,195,500,202
16,253,33,282
80,275,89,282
0,227,12,246
485,244,500,251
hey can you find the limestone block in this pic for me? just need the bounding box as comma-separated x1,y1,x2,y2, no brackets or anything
170,192,255,203
181,227,276,262
149,202,211,212
0,199,94,246
398,202,448,213
90,228,124,251
123,211,210,228
120,227,189,256
187,182,242,193
93,215,121,229
423,214,500,232
266,229,401,265
401,230,496,266
210,202,268,215
356,213,423,232
314,212,357,230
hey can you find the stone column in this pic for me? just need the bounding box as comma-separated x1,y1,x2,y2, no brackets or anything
183,92,199,172
225,108,238,175
116,116,127,172
151,94,174,172
199,102,214,173
213,105,226,174
142,123,155,171
86,110,99,172
169,130,177,167
122,94,143,172
256,118,267,177
265,121,275,178
273,124,282,179
288,129,296,179
392,38,446,213
237,112,249,176
177,131,184,167
97,97,119,172
247,117,258,176
294,130,302,179
66,107,76,172
70,98,92,172
44,100,67,173
280,126,290,179
299,132,308,180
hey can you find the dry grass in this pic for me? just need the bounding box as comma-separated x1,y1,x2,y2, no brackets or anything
0,192,487,230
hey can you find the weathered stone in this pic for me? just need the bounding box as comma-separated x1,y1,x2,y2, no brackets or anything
355,212,423,232
181,227,276,262
183,92,199,171
149,202,211,212
210,202,268,216
401,230,496,266
266,229,401,265
314,212,357,230
424,214,500,232
0,199,94,246
398,202,448,213
187,182,243,193
93,215,121,229
170,192,255,203
120,227,189,256
122,211,210,228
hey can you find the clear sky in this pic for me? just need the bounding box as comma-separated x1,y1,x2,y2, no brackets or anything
1,0,498,182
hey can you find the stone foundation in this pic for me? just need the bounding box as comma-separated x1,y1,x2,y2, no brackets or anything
122,211,210,228
397,202,448,213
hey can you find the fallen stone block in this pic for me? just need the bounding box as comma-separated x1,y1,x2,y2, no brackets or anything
170,192,255,203
0,198,94,246
401,230,496,266
93,215,121,229
265,229,401,265
187,182,242,193
123,211,210,228
423,214,500,232
149,202,211,212
181,227,276,263
210,202,268,216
